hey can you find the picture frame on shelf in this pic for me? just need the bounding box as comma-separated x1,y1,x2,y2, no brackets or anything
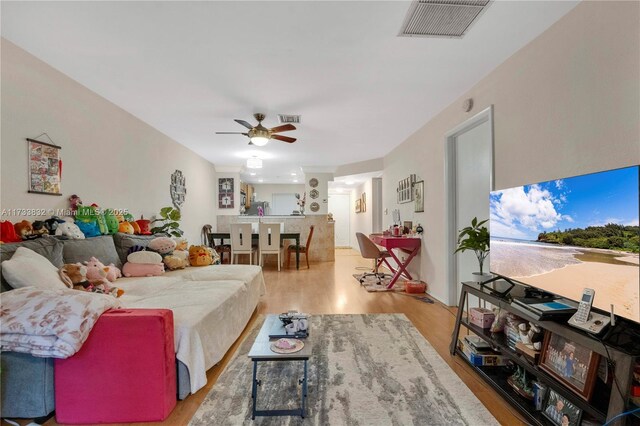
542,388,581,426
414,180,424,212
539,331,600,400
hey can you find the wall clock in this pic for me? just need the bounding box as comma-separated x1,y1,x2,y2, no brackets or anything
310,202,320,212
309,178,318,188
310,189,319,199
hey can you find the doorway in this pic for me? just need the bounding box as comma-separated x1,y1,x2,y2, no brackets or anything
328,194,351,248
445,106,494,306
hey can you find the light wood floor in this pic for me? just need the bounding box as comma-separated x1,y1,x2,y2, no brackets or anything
30,249,525,426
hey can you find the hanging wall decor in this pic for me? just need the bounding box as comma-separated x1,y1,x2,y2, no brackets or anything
27,137,62,196
397,174,416,204
414,181,424,212
170,170,187,210
218,178,234,209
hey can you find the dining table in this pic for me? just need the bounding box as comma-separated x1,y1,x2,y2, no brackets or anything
369,234,422,289
208,232,302,269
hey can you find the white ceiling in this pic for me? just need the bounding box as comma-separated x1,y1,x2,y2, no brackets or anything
1,1,578,183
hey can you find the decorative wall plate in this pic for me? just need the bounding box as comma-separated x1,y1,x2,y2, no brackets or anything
310,202,320,212
310,189,319,199
309,178,318,188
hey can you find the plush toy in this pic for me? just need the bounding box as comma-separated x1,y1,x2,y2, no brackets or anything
75,220,101,238
118,221,134,234
103,209,119,234
207,247,221,265
189,245,214,267
115,212,125,223
58,263,124,297
123,213,135,223
148,237,176,255
84,256,121,282
55,222,85,239
0,221,22,243
14,220,35,240
174,237,188,251
163,253,189,270
128,245,146,255
136,216,152,235
68,194,82,211
130,221,141,234
32,221,49,236
122,262,165,277
128,251,163,264
44,216,66,235
75,204,98,223
91,204,108,235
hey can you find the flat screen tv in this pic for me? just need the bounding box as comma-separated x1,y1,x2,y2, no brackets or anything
490,165,640,323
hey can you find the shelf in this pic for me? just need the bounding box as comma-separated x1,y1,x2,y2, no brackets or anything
459,320,608,422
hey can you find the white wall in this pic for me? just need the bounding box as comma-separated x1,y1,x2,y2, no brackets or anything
350,179,373,251
382,1,640,304
0,39,217,244
252,184,305,204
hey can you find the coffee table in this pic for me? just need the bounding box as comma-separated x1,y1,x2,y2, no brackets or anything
248,315,312,419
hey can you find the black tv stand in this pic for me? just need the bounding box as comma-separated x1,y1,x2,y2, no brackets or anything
450,281,638,425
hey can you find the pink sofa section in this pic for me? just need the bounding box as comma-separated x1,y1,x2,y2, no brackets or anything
54,309,176,423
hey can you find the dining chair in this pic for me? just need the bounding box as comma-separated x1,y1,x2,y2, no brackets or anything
258,223,284,271
203,224,231,264
230,223,256,265
355,232,393,284
286,225,314,269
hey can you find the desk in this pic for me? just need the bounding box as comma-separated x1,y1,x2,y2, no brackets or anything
369,235,421,289
208,232,301,269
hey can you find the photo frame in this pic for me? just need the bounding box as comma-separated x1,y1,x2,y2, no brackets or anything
218,178,234,209
414,180,424,212
539,331,600,400
355,199,362,213
397,174,416,204
361,192,366,212
27,138,62,196
542,388,582,426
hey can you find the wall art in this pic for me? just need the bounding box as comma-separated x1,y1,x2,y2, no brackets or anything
27,138,62,196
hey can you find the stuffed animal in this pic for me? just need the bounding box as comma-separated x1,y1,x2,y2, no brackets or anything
14,220,35,240
118,221,134,234
122,262,165,277
32,221,49,236
103,209,119,234
75,220,101,238
148,237,176,255
55,222,85,239
128,251,163,264
91,204,108,235
130,221,141,234
189,245,214,267
44,216,66,235
115,212,125,223
84,256,121,282
75,205,98,223
58,263,124,297
136,216,152,235
163,253,189,270
128,245,146,255
68,194,82,211
174,237,188,251
207,247,221,265
123,213,135,223
0,221,22,243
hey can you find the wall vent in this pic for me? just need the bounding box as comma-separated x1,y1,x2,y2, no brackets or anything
398,0,491,39
277,114,301,124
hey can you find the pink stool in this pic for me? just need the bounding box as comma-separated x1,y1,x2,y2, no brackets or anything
55,309,176,423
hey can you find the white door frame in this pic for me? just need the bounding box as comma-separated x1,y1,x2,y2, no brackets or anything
445,106,494,306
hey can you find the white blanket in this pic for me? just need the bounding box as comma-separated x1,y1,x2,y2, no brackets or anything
116,265,266,393
0,287,121,358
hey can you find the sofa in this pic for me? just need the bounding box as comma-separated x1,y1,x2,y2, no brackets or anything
0,233,266,419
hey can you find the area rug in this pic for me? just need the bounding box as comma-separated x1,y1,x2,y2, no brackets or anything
352,273,407,292
190,314,498,425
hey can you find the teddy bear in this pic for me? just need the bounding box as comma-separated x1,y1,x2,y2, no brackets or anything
55,222,85,239
58,263,124,297
189,245,215,267
84,256,122,282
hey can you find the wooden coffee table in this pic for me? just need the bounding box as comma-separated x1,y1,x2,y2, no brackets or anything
248,315,312,419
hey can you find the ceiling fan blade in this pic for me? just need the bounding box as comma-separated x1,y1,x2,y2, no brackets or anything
272,134,297,143
215,132,249,135
234,119,254,130
270,124,296,133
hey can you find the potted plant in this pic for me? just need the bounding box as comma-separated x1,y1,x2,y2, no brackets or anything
150,206,184,237
455,217,490,282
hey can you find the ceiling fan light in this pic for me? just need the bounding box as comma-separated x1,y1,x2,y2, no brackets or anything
250,136,269,146
246,157,263,169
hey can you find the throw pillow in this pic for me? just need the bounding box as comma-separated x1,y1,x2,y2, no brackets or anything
1,247,66,290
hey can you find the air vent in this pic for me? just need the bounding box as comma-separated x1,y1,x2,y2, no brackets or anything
277,114,301,124
398,0,490,38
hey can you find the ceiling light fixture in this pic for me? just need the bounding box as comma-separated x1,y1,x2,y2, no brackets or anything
293,179,299,183
291,173,297,176
250,172,256,176
345,180,354,185
258,178,264,183
246,156,263,169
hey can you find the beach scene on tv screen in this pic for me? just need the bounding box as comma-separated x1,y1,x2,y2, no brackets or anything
490,166,639,322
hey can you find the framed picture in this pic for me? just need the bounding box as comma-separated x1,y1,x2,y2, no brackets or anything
542,389,581,426
539,331,600,400
355,199,362,213
218,178,234,209
414,180,424,212
360,192,366,212
27,138,62,196
397,174,416,204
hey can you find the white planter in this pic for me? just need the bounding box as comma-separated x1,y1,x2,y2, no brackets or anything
472,272,492,283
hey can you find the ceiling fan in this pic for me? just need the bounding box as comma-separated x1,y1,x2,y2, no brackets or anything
216,113,297,146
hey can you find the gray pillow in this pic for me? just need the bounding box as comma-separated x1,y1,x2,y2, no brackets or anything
62,235,122,269
1,238,64,292
112,233,166,265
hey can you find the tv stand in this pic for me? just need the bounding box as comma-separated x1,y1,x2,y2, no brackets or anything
450,281,639,425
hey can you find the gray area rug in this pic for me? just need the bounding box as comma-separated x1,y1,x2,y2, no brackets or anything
190,314,498,425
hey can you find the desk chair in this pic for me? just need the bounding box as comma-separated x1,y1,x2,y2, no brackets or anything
355,232,393,284
230,223,257,265
258,223,284,271
286,225,314,269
